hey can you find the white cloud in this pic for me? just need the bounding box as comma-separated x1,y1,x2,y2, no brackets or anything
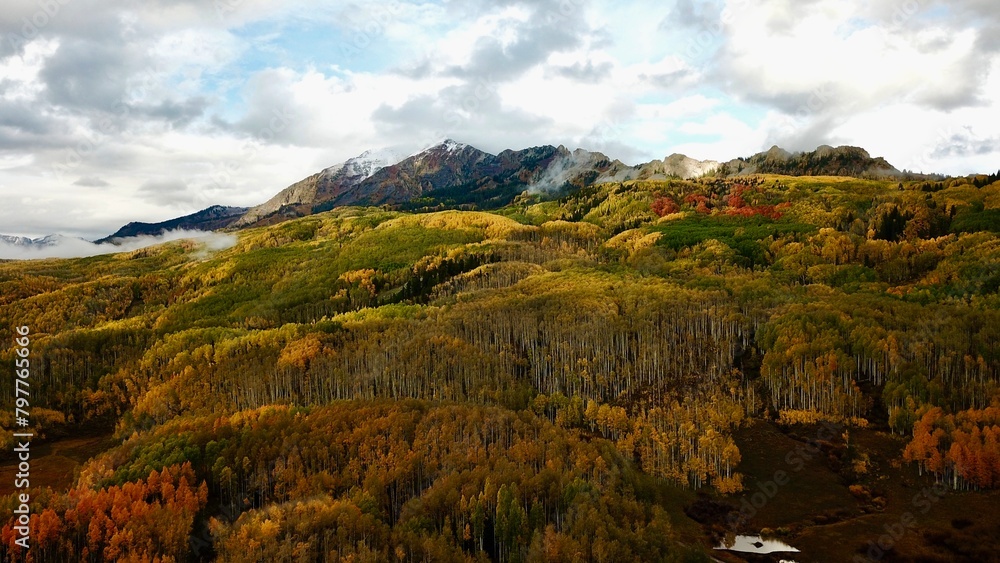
0,0,999,241
720,1,983,112
635,95,720,120
0,39,57,100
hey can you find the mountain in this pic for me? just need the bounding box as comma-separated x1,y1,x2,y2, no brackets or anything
0,233,83,248
98,205,248,243
624,153,722,181
115,142,906,234
597,145,899,183
234,140,628,227
0,235,35,246
718,145,901,177
234,147,405,227
234,142,902,230
0,234,96,260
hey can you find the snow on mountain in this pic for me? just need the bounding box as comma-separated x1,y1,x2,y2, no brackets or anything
0,234,79,248
440,139,467,153
230,140,905,229
0,235,34,246
236,146,408,226
401,139,470,161
321,147,406,182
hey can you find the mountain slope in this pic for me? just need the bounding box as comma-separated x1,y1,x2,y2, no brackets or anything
235,148,405,227
98,205,248,242
719,145,901,177
626,153,722,181
108,142,906,236
235,141,626,227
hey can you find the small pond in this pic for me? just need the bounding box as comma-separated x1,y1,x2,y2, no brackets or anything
714,534,800,555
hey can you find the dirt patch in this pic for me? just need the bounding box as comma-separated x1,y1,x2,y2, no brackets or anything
0,431,116,495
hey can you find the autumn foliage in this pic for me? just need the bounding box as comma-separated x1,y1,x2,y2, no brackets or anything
903,406,1000,489
1,463,207,562
650,196,679,217
1,172,1000,560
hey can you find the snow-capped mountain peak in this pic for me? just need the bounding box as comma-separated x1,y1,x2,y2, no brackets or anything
322,147,406,182
409,138,469,158
0,234,34,246
0,233,76,247
440,139,466,153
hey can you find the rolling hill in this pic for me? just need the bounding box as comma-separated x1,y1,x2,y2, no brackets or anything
3,157,1000,562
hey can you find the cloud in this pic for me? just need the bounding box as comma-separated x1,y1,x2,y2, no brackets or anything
0,99,56,136
73,176,110,187
39,34,136,113
134,97,211,128
1,0,1000,242
443,4,588,83
526,150,593,194
138,178,194,207
931,128,999,159
547,59,614,82
713,1,987,115
661,0,721,30
0,229,238,260
371,83,556,155
765,115,843,154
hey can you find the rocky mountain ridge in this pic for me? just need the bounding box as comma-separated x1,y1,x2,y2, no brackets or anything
97,142,906,237
97,205,248,243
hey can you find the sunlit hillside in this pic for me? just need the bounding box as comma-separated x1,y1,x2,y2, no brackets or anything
2,173,1000,561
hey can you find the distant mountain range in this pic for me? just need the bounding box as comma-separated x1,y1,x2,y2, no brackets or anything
0,234,84,249
5,142,914,245
226,141,905,231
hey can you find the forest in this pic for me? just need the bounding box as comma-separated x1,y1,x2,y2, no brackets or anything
1,171,1000,561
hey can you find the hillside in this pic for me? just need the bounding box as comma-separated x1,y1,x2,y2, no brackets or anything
98,205,249,242
233,141,630,228
718,145,901,178
2,173,1000,561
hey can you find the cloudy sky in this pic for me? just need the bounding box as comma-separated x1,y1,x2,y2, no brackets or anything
1,0,998,239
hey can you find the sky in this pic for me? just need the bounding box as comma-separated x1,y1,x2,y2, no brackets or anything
0,0,998,239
